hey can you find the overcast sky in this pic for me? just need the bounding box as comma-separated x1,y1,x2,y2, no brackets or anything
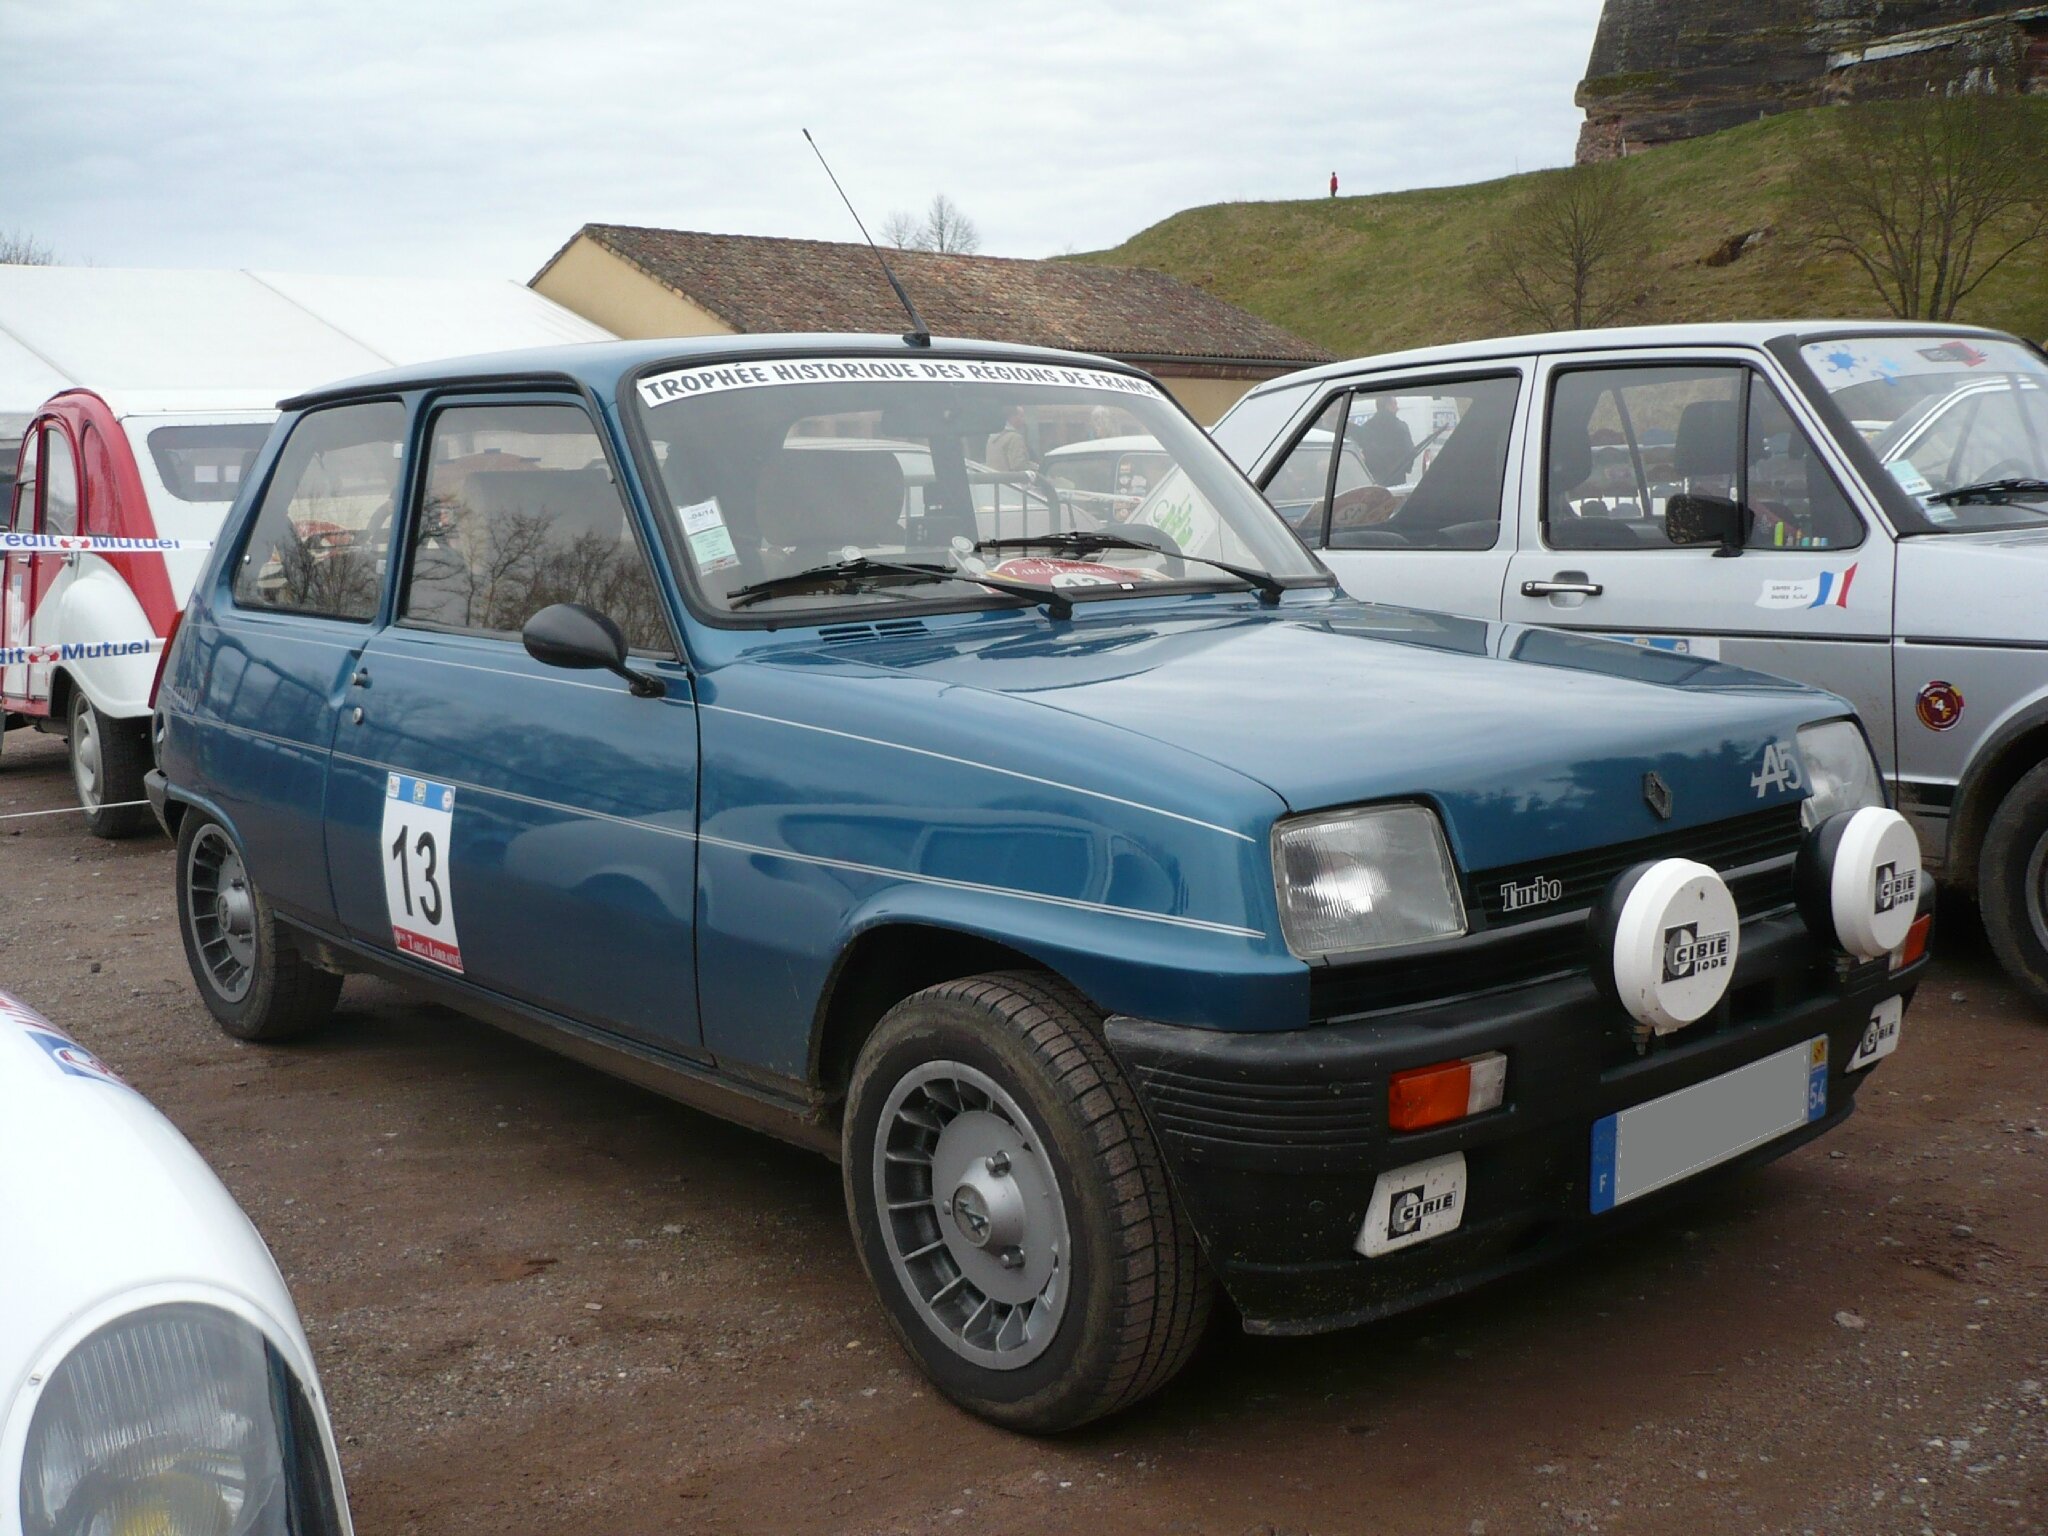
4,1,1601,280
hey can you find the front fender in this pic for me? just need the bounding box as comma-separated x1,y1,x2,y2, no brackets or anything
52,563,161,718
1948,682,2048,882
834,879,1305,1032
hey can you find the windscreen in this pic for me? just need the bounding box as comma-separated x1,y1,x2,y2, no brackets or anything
631,357,1323,617
1800,336,2048,532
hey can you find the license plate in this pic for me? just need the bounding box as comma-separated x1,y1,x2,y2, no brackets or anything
1590,1035,1828,1214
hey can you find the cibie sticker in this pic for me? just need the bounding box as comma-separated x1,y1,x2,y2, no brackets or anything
1357,1151,1466,1258
679,498,740,574
1755,562,1858,610
1848,996,1903,1072
636,356,1163,409
380,773,463,973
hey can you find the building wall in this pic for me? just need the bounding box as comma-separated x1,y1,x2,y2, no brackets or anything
1156,373,1259,425
532,237,734,341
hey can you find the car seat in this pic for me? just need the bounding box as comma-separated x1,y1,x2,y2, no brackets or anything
754,450,908,563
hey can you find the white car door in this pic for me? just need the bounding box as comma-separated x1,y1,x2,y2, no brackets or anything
1249,365,1530,619
1501,348,1900,771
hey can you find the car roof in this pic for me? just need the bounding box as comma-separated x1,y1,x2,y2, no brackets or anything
1045,435,1163,456
1241,319,2024,400
280,333,1143,411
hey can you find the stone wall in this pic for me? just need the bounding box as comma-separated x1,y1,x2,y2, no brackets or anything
1575,1,2048,162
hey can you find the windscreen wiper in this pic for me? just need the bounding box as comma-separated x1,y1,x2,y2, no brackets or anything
728,556,1076,618
1926,476,2048,505
974,531,1287,604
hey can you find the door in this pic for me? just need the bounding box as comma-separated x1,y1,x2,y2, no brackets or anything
1254,369,1527,619
1,429,39,703
321,396,704,1053
198,399,408,923
1,425,82,712
1503,352,1898,768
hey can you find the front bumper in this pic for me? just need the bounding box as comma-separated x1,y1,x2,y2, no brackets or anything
1105,908,1929,1336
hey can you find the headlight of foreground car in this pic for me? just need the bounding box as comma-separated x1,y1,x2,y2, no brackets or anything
1797,719,1885,830
1273,803,1467,959
20,1303,344,1536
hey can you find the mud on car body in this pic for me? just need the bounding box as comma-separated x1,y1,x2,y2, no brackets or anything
152,334,1932,1431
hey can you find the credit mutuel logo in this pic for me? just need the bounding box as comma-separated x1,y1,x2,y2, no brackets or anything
1499,874,1563,913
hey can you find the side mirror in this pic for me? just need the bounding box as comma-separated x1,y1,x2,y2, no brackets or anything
1665,493,1750,557
522,603,663,697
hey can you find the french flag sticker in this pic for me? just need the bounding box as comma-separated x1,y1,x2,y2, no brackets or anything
1807,562,1857,609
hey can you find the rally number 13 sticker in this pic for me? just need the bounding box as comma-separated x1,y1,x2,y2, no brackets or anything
381,773,464,972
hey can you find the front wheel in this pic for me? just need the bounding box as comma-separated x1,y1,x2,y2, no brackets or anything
842,972,1211,1432
176,813,341,1041
68,692,152,838
1981,759,2048,1013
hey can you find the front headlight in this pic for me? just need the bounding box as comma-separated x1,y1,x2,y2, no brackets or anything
1797,719,1885,830
1273,803,1467,958
20,1303,344,1536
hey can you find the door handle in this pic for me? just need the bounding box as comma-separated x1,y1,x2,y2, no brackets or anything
1521,578,1604,598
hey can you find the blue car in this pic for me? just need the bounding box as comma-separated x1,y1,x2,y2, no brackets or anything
150,335,1933,1432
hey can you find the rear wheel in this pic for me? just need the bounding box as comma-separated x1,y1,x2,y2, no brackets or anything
842,971,1211,1432
68,691,152,838
1982,760,2048,1014
176,813,341,1041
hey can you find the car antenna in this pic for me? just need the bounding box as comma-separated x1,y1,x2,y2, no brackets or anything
803,128,932,349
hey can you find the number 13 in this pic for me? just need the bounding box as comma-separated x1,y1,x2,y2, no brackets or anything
388,823,444,925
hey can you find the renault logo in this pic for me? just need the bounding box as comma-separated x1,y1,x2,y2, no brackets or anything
1643,771,1674,820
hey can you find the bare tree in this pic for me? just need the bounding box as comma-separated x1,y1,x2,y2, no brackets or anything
0,230,58,265
920,193,980,254
1477,163,1651,331
1792,94,2048,321
879,209,922,250
879,194,982,255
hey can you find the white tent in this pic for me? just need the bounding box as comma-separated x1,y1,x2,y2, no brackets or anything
0,266,614,422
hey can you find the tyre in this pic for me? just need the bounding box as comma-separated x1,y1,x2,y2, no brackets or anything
1981,759,2048,1013
68,691,152,839
176,812,341,1041
842,971,1211,1432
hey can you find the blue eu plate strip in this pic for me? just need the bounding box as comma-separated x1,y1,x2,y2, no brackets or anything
1589,1114,1620,1215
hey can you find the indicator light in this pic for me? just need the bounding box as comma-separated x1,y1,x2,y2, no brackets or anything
1389,1051,1506,1133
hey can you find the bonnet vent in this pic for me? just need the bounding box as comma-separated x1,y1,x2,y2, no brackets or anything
818,619,932,647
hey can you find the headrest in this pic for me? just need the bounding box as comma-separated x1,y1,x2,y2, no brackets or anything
1673,399,1739,479
755,448,906,550
462,468,623,544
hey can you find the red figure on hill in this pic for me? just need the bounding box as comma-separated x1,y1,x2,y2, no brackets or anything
1329,171,1339,198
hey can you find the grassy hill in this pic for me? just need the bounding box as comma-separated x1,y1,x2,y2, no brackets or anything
1078,104,2048,358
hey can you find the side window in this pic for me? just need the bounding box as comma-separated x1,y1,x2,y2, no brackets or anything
402,403,671,655
41,429,78,539
1327,377,1519,550
1743,379,1863,549
10,430,39,532
1260,395,1346,545
1546,366,1742,550
232,401,406,620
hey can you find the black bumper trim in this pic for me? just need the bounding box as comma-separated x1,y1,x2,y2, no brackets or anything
1104,907,1931,1336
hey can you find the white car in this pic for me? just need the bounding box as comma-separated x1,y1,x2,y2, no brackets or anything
1214,321,2048,1008
0,989,350,1535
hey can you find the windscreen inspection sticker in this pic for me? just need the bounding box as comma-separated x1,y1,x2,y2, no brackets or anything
637,357,1164,408
679,498,740,573
380,773,464,973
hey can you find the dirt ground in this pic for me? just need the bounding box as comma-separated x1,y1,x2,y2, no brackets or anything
3,726,2043,1536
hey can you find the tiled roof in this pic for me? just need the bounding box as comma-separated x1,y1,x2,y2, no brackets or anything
538,223,1330,368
